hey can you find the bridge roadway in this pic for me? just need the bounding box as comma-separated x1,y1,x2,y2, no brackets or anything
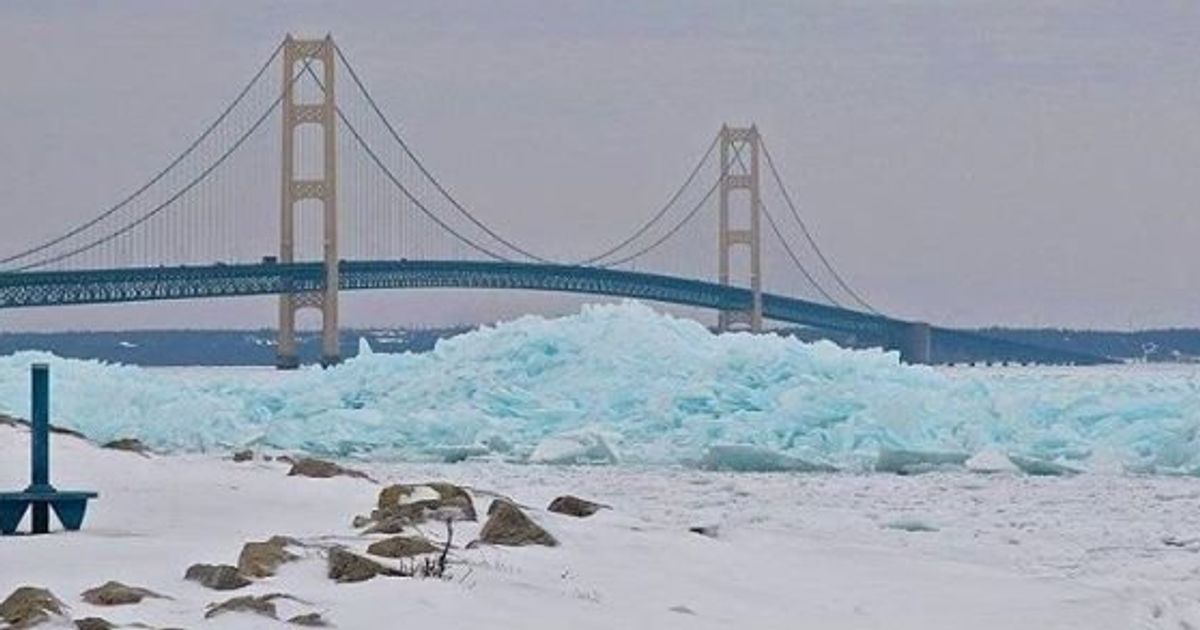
0,260,1110,365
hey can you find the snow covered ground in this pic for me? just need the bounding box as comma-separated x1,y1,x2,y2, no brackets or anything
3,424,1200,629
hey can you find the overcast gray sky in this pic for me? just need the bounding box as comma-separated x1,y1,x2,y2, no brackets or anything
2,1,1199,331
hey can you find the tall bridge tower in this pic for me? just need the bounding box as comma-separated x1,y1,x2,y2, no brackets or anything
717,124,763,332
277,34,340,369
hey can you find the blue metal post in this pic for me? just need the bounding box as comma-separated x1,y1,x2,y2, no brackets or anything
29,363,51,533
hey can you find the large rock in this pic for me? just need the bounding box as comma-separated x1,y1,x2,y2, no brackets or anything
80,581,167,606
0,586,66,628
287,457,371,481
327,547,400,583
237,536,301,578
184,564,251,591
102,438,149,455
365,482,476,532
366,535,439,559
204,594,292,620
477,500,557,547
547,495,605,518
74,618,116,630
288,612,330,626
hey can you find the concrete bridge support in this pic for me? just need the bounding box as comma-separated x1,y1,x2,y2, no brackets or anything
277,34,340,369
898,321,932,365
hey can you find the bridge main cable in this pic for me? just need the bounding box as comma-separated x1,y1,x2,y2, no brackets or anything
760,137,880,314
13,45,323,272
0,41,285,269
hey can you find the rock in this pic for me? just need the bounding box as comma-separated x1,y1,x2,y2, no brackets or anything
0,586,66,628
288,612,330,626
80,581,167,606
183,564,251,591
287,457,371,481
74,618,116,630
102,438,150,454
327,547,399,583
237,536,301,578
232,449,255,462
366,482,476,531
884,518,940,533
351,514,372,528
689,525,720,538
204,594,278,620
366,535,439,559
477,500,557,547
547,495,606,518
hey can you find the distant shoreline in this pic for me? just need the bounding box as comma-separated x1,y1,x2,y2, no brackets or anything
2,326,1198,366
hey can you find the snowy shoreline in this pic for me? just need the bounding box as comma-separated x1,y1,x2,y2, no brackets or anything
3,422,1199,628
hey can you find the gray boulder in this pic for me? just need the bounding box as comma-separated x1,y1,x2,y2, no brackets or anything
366,535,439,559
237,536,301,578
477,500,557,547
0,586,66,628
327,547,400,583
288,457,371,481
547,495,606,518
80,581,168,606
184,564,251,591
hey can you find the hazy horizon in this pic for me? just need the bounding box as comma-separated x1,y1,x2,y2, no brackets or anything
3,1,1198,332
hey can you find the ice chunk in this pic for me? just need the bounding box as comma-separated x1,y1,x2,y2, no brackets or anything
965,449,1020,474
1007,455,1081,477
0,301,1195,474
875,449,970,475
528,431,619,465
357,337,374,357
698,445,836,473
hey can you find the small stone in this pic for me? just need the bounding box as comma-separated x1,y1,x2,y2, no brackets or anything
327,547,399,583
289,612,330,626
204,594,277,620
689,525,719,538
184,564,251,591
232,449,255,462
102,438,149,454
366,535,439,559
75,618,116,630
80,581,167,606
287,457,371,481
477,500,557,547
547,495,605,518
238,536,301,578
0,586,66,628
351,514,372,529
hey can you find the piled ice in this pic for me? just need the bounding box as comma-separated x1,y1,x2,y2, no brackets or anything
1,301,1200,474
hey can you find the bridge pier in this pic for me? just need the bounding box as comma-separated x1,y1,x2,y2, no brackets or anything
898,321,932,365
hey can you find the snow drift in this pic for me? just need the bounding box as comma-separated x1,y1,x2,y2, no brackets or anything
1,301,1198,474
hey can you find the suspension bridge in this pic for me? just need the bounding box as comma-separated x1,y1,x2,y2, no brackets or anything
0,35,1109,368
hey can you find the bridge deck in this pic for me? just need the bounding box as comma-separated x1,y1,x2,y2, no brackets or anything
0,260,1111,365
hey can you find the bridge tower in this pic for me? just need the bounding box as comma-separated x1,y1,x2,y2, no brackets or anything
277,34,340,369
717,124,763,332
